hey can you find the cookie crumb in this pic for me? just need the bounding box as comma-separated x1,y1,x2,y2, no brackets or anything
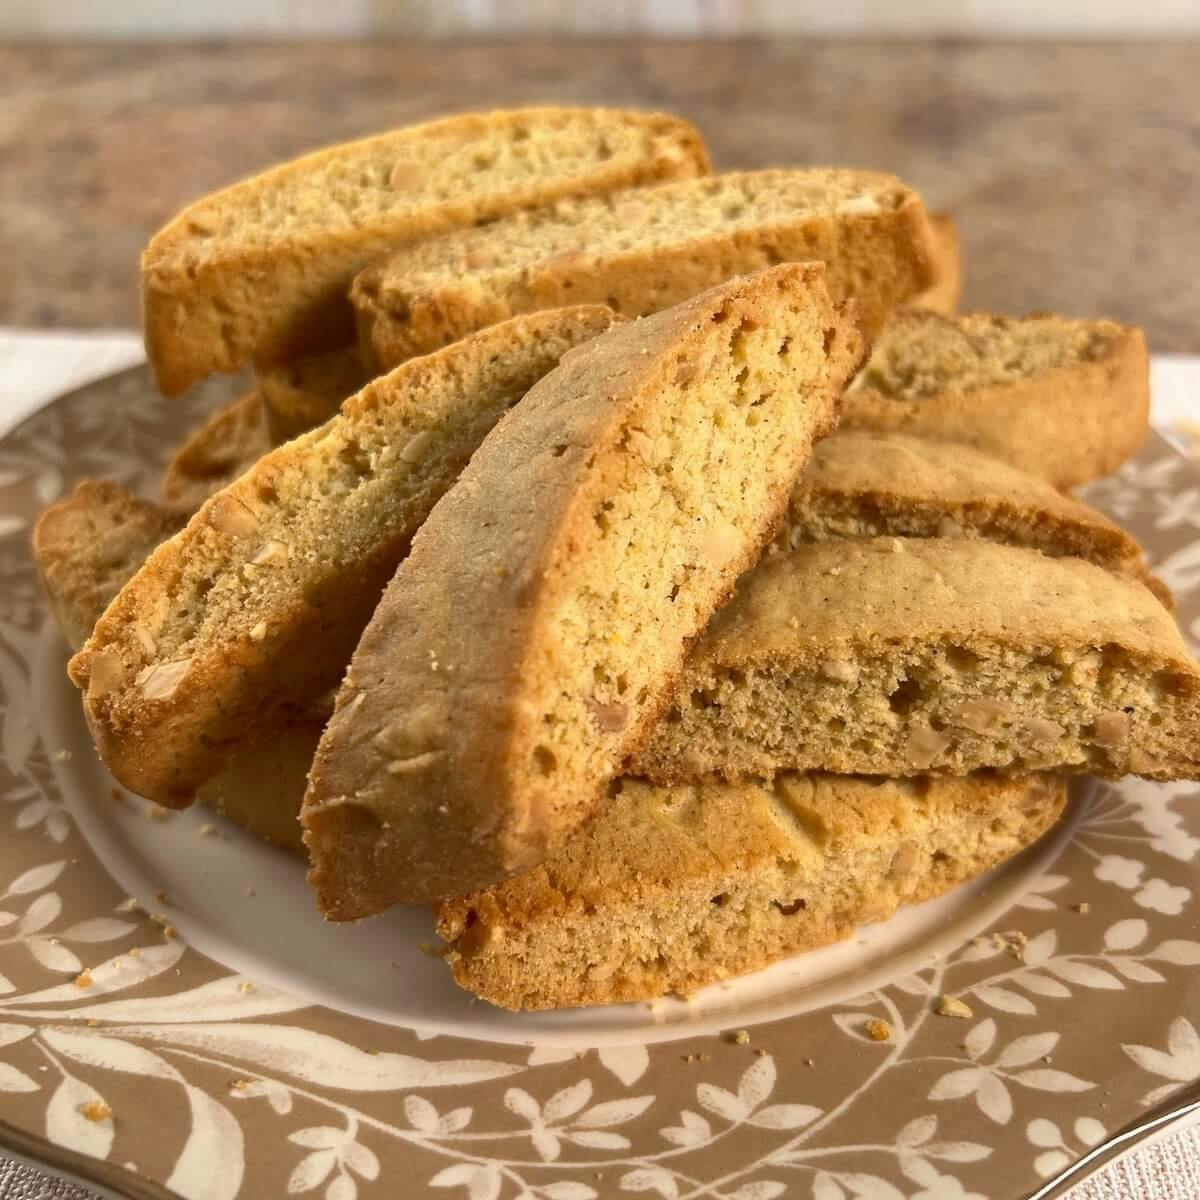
74,971,93,989
238,981,254,993
865,1018,893,1042
732,1029,750,1045
1073,902,1091,915
937,994,973,1019
119,897,142,913
230,1079,252,1093
162,925,177,941
78,1100,111,1123
110,787,125,804
86,1019,99,1028
154,889,169,903
128,947,141,959
198,823,219,837
55,748,73,762
145,803,169,822
755,1048,768,1057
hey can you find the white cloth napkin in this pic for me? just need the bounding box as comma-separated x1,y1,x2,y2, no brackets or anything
0,328,1197,1200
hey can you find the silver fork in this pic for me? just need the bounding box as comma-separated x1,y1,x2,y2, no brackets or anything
1026,1078,1200,1199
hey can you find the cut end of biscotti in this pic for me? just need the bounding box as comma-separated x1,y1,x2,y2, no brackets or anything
780,430,1154,588
353,166,936,371
69,306,620,804
634,537,1200,784
841,310,1150,488
141,107,709,394
435,772,1067,1010
302,262,866,914
33,481,183,653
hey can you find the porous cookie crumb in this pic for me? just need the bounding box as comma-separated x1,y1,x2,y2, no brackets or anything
74,971,93,989
731,1030,750,1045
865,1018,893,1042
936,995,973,1019
78,1100,112,1123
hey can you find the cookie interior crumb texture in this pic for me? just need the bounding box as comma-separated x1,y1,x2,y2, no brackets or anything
303,263,864,915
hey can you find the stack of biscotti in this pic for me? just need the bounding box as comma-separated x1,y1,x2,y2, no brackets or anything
38,104,1196,1017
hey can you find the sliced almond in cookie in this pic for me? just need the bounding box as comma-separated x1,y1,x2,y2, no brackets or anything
304,264,864,914
633,537,1200,783
434,772,1066,1010
68,306,619,805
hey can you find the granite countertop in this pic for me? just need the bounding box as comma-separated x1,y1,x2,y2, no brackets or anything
1,39,1197,350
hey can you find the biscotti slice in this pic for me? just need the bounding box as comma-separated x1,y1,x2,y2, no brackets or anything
34,480,318,852
162,391,272,511
143,107,709,395
633,537,1200,784
782,430,1163,597
436,772,1066,1010
256,348,368,443
352,167,936,371
304,264,864,915
68,306,619,804
33,482,184,650
909,213,961,316
841,310,1148,488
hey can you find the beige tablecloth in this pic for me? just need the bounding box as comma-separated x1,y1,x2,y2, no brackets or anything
1,329,1197,1200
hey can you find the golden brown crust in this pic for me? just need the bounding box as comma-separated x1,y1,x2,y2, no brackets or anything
633,537,1200,783
841,311,1149,488
161,391,272,512
908,213,961,315
783,430,1161,595
353,168,937,371
255,348,369,444
436,772,1067,1009
33,482,183,651
303,264,865,915
68,307,618,805
142,107,709,394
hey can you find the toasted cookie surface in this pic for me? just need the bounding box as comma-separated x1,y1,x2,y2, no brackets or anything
353,167,936,370
841,310,1148,487
304,264,864,914
69,306,618,804
142,107,709,394
633,537,1200,783
437,772,1066,1009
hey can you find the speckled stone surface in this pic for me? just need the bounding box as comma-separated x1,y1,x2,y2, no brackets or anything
1,40,1197,349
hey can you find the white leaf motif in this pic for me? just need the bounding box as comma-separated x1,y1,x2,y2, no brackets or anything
1026,1118,1061,1147
929,1069,982,1101
18,892,61,936
6,860,66,896
61,918,137,943
343,1141,379,1180
404,1095,439,1132
1104,919,1148,951
4,940,185,1005
1110,959,1165,984
1149,940,1200,965
598,1044,649,1085
812,1173,845,1200
0,1062,39,1092
325,1173,356,1200
167,1085,244,1200
0,1023,32,1048
737,1055,776,1111
105,1023,519,1090
543,1184,598,1200
565,1129,629,1150
896,1114,936,1146
1045,961,1123,989
729,1183,786,1200
697,1082,746,1122
574,1095,654,1127
289,1150,336,1194
1021,930,1057,967
839,1173,906,1199
504,1087,540,1121
620,1166,678,1197
962,1020,996,1061
46,976,306,1023
290,1127,346,1150
974,985,1036,1015
1014,1069,1095,1093
544,1079,592,1123
998,1033,1059,1069
528,1046,578,1066
748,1103,822,1130
1017,973,1071,999
976,1073,1013,1124
26,938,81,974
925,1142,991,1163
46,1075,112,1160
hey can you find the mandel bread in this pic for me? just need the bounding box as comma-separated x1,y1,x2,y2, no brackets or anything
782,430,1166,600
841,310,1149,488
303,263,865,915
142,106,709,395
352,167,937,371
632,537,1200,784
436,772,1067,1010
68,306,619,804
